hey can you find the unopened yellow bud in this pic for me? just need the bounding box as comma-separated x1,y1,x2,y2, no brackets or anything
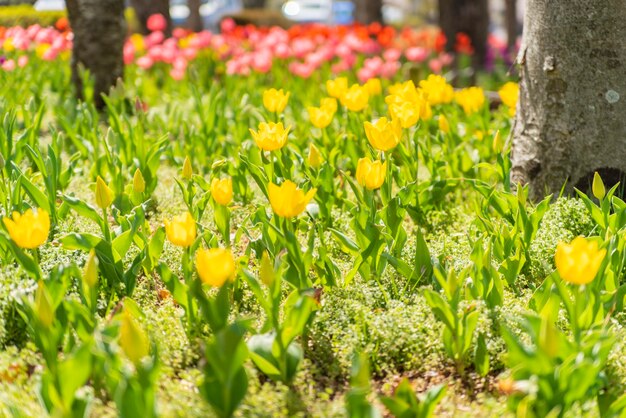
35,281,54,328
182,156,193,180
308,143,323,168
95,176,113,209
83,250,99,288
259,251,274,286
133,168,146,193
592,172,606,200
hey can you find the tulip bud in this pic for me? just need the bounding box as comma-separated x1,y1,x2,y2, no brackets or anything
35,281,54,328
259,251,274,286
592,171,605,200
308,143,322,168
95,176,113,209
492,130,504,152
119,309,150,365
83,249,98,288
133,168,146,193
182,156,193,180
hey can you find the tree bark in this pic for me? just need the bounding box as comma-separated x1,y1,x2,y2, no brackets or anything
353,0,383,25
66,0,126,109
438,0,489,71
130,0,172,36
187,0,203,32
511,0,626,199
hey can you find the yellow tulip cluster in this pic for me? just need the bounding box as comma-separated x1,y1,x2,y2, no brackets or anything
386,81,432,128
163,212,237,287
455,86,485,115
419,74,454,105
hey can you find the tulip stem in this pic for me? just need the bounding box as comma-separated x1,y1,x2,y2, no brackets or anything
102,208,111,242
183,248,197,338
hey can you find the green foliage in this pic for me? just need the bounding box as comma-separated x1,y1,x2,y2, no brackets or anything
0,5,65,27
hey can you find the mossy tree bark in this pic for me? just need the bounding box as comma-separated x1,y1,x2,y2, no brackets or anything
354,0,383,25
511,0,626,199
66,0,126,109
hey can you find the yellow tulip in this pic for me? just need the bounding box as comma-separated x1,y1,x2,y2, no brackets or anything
498,81,519,117
438,115,450,134
364,117,402,151
320,97,338,113
308,143,323,168
182,156,193,180
263,88,290,113
356,157,387,190
95,176,113,209
3,208,50,249
196,247,236,287
268,180,317,218
308,106,334,129
211,178,233,206
341,84,369,112
3,38,15,52
364,78,382,96
389,101,420,128
455,87,485,115
164,212,196,247
119,309,150,364
326,77,348,100
555,236,606,285
133,168,146,193
250,122,290,151
419,74,454,105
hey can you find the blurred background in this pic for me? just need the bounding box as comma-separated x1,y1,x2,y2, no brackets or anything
0,0,524,39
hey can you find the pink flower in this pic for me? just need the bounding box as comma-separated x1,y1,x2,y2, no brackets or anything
274,43,290,59
428,58,442,74
2,59,16,71
380,60,400,78
145,31,165,48
123,43,135,64
357,67,375,83
172,28,188,39
383,48,401,62
252,51,272,73
17,55,28,67
147,14,167,32
170,67,185,80
136,55,154,70
439,53,454,66
405,46,427,62
221,18,236,33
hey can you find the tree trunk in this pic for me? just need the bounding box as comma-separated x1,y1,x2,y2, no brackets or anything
505,0,517,52
66,0,126,109
187,0,203,32
130,0,172,36
353,0,383,25
511,0,626,199
438,0,489,71
241,0,266,8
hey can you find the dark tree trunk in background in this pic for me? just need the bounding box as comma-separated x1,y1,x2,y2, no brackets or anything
66,0,126,109
187,0,203,32
511,0,626,199
130,0,172,36
505,0,517,51
438,0,489,71
354,0,383,25
241,0,266,8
